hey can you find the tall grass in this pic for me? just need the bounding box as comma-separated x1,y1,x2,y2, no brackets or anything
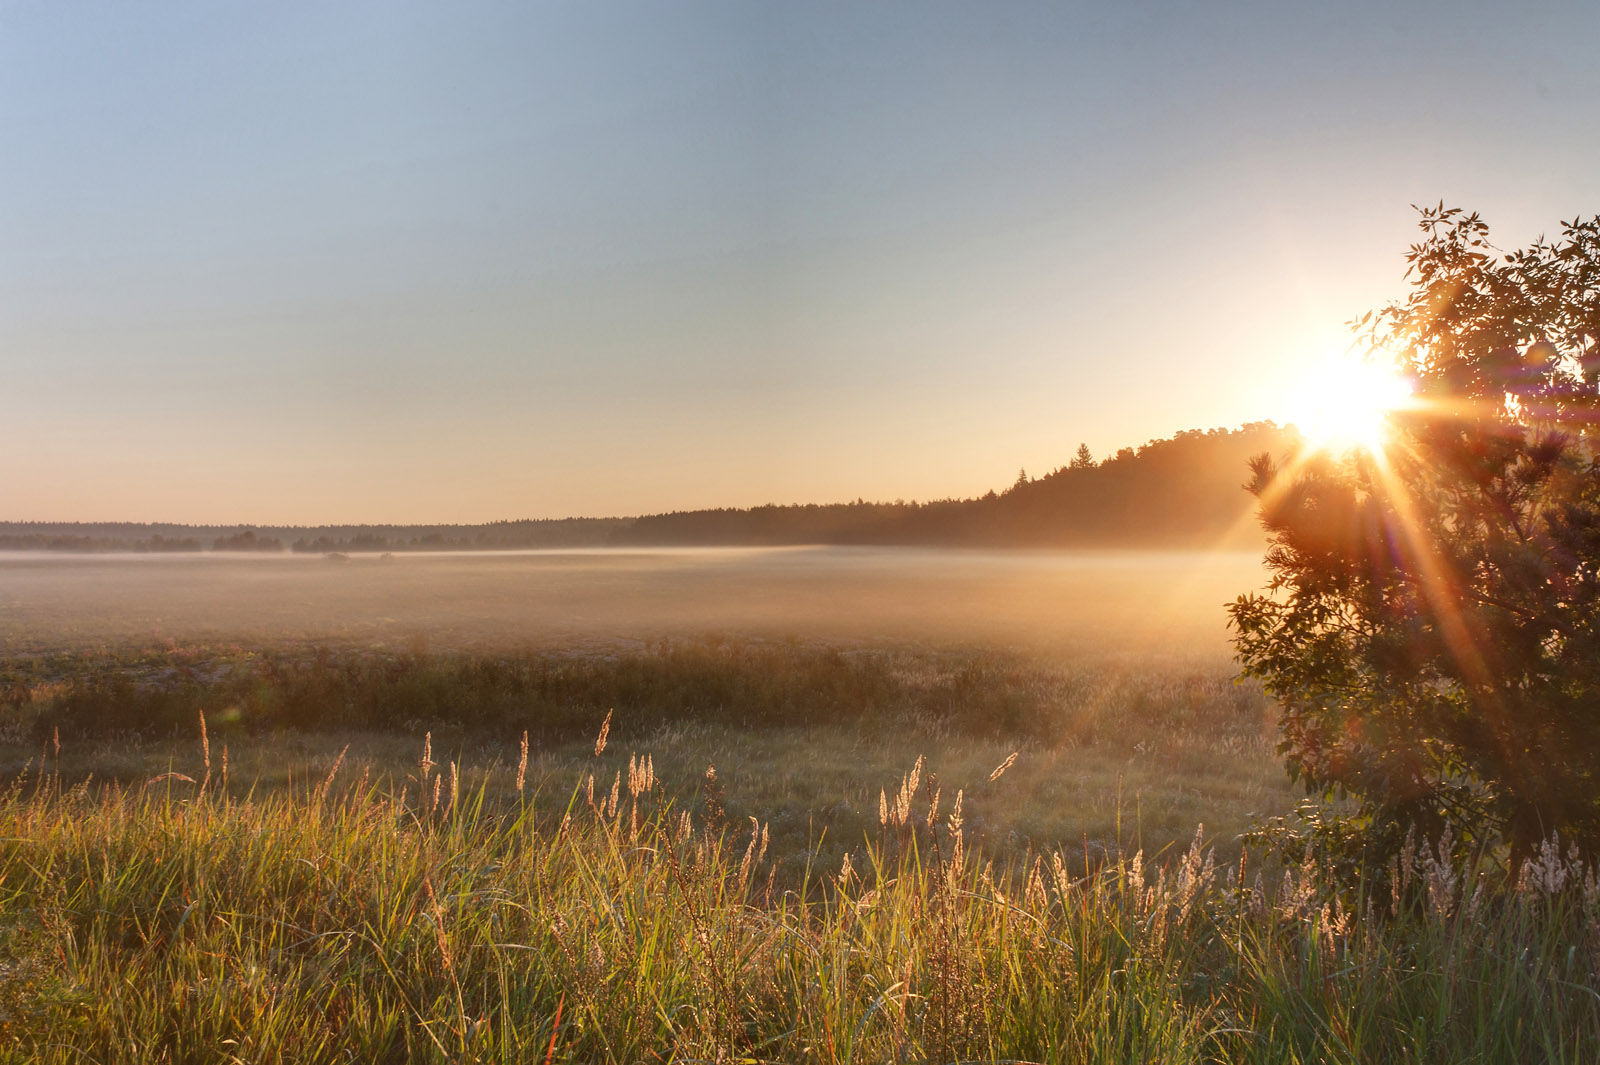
7,638,1261,747
2,639,1292,878
1,741,1595,1063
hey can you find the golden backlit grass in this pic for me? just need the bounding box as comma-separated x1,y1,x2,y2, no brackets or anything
1,638,1287,868
0,744,1596,1064
0,611,1587,1061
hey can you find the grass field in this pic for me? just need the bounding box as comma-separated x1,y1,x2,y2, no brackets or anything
1,636,1287,877
1,748,1596,1063
1,548,1595,1061
0,547,1285,865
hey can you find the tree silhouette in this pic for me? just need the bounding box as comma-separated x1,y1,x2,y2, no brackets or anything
1231,206,1600,864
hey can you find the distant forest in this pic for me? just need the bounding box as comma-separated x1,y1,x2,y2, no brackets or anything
0,423,1293,553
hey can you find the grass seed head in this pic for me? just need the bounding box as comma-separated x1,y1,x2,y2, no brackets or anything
516,730,529,793
988,750,1019,783
319,744,349,797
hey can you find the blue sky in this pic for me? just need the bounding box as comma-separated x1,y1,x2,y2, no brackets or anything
3,1,1597,522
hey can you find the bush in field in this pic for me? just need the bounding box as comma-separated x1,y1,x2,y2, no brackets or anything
1232,206,1600,867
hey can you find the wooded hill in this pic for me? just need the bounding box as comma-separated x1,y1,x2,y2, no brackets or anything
1,422,1292,552
618,422,1288,548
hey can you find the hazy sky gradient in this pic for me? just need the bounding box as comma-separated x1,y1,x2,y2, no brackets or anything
4,1,1597,523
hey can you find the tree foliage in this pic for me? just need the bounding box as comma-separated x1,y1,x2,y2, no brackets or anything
1232,206,1600,864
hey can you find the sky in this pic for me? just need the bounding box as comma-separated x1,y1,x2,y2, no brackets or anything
3,1,1598,524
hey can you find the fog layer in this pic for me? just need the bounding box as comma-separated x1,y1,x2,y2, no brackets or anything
0,547,1265,656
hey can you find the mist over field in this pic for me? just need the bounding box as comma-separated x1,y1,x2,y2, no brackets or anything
0,543,1286,890
0,546,1264,655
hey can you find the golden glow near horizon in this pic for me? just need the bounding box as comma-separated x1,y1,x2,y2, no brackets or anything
1283,340,1415,455
4,6,1596,524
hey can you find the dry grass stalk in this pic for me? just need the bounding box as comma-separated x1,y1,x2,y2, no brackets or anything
885,755,924,829
144,771,198,787
516,730,529,794
701,763,727,833
420,732,435,782
738,816,769,891
423,877,454,972
627,753,655,798
318,744,349,798
948,789,965,869
197,711,210,793
594,709,612,757
988,750,1019,782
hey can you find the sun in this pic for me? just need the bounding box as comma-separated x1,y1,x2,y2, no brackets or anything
1284,344,1414,454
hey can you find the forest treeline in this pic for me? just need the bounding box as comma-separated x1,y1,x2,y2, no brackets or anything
618,423,1286,548
1,423,1291,553
0,518,630,555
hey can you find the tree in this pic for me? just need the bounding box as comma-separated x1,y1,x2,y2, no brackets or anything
1231,206,1600,865
1070,443,1096,469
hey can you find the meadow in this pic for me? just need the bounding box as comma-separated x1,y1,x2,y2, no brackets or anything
0,547,1595,1061
2,737,1597,1063
0,547,1282,865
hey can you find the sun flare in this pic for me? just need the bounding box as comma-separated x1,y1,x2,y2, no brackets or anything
1285,345,1414,453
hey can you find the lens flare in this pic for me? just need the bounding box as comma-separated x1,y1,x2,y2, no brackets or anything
1285,345,1414,453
